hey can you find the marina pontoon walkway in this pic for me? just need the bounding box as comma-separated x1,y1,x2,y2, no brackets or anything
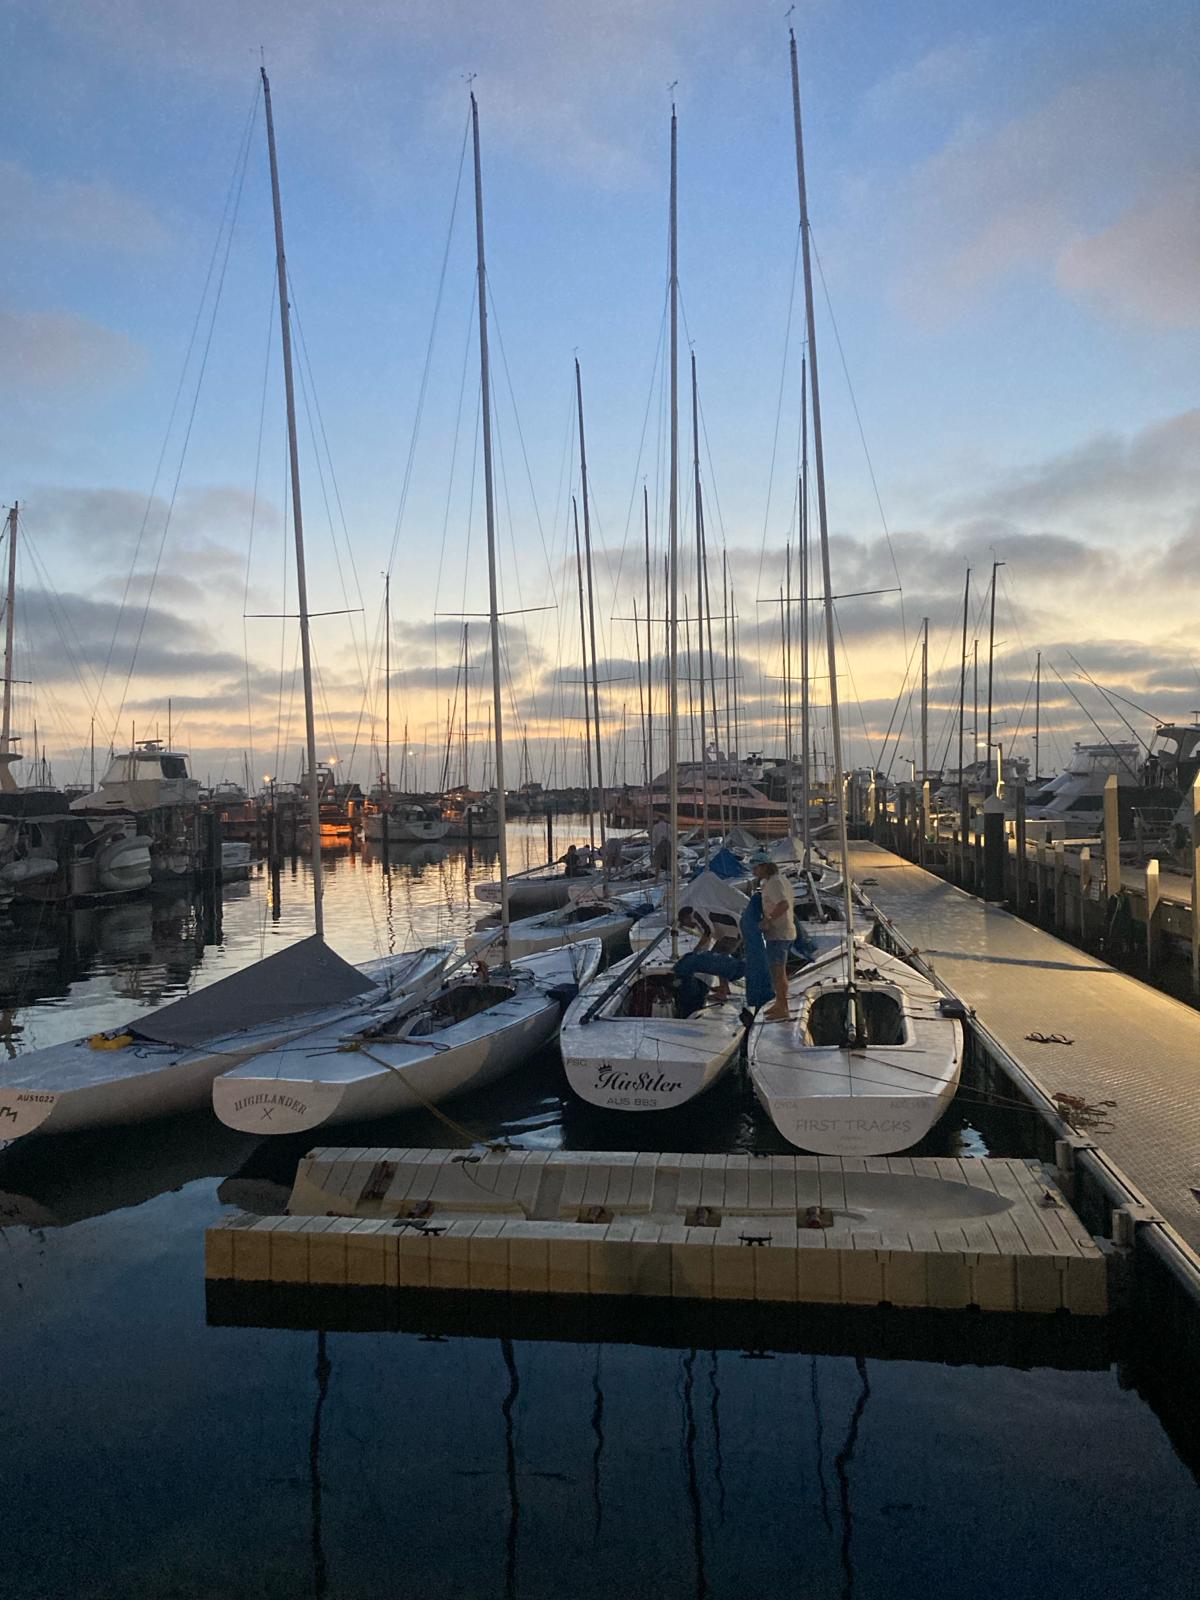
847,841,1200,1254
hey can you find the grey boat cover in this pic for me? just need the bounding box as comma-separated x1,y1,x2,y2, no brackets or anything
131,934,375,1048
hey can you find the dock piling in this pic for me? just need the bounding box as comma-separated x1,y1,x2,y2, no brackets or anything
1103,774,1120,901
1144,858,1161,974
982,795,1005,901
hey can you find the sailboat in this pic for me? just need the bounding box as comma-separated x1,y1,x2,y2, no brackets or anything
560,106,746,1113
214,91,601,1136
0,71,454,1142
747,32,962,1156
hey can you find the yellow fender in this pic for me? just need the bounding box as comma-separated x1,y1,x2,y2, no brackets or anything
88,1032,134,1051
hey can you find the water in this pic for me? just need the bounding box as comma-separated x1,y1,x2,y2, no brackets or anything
1,822,1196,1598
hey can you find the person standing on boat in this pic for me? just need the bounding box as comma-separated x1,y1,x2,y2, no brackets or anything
752,853,794,1021
650,815,671,878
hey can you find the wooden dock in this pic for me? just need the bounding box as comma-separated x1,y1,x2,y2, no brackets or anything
848,839,1200,1262
205,1147,1107,1315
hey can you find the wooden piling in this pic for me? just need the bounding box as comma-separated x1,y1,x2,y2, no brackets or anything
1103,774,1120,902
1145,857,1160,975
1013,783,1027,912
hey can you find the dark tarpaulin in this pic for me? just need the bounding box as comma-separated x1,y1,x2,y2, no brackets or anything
131,934,375,1048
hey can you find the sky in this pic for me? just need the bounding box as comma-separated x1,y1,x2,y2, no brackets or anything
2,0,1198,793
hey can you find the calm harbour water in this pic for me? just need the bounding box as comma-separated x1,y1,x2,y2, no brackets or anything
1,820,1197,1599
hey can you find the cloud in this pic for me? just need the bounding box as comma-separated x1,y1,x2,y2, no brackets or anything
943,410,1200,538
0,158,170,255
0,309,142,391
893,65,1196,325
864,38,992,119
1056,184,1200,329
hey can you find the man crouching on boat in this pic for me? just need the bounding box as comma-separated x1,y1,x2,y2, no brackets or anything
752,853,794,1021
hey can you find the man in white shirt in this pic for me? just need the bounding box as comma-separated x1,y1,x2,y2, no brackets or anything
752,855,795,1020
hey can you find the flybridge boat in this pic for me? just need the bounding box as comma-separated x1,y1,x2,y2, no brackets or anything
0,936,452,1140
71,741,200,814
213,939,602,1134
70,740,202,879
748,941,963,1156
1024,741,1141,834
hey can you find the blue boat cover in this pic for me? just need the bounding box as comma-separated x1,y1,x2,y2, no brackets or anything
739,893,774,1010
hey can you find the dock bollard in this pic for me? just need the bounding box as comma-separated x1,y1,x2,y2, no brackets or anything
982,795,1005,902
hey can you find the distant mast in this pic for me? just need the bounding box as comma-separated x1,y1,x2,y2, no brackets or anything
383,570,391,797
471,91,511,955
262,67,324,936
667,103,680,953
788,29,857,990
0,502,19,792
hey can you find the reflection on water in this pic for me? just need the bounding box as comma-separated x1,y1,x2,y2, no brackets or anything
0,820,1197,1597
0,821,572,1052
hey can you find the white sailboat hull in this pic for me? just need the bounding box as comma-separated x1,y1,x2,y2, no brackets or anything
474,873,582,912
749,944,963,1156
0,944,452,1142
561,952,745,1111
213,941,602,1135
466,907,635,963
365,813,449,844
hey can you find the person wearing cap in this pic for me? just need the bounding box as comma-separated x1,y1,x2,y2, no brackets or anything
751,853,794,1020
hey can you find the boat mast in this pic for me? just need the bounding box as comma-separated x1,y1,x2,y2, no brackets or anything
383,571,391,796
572,495,597,851
722,551,733,824
471,92,511,952
1033,649,1041,782
985,559,1003,792
0,502,18,792
667,103,680,952
928,614,934,784
789,29,856,986
956,568,970,785
690,351,709,844
800,357,811,860
644,486,654,830
262,68,324,936
575,359,606,851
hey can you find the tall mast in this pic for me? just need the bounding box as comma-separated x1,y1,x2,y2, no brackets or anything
572,495,596,851
985,559,1003,792
690,350,710,843
722,552,733,820
928,617,934,780
789,29,856,984
1033,649,1041,782
262,67,323,936
956,568,970,784
0,502,18,791
667,103,680,949
784,546,794,834
383,571,391,795
471,92,511,950
700,493,720,830
800,356,811,859
643,486,654,828
575,359,606,849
